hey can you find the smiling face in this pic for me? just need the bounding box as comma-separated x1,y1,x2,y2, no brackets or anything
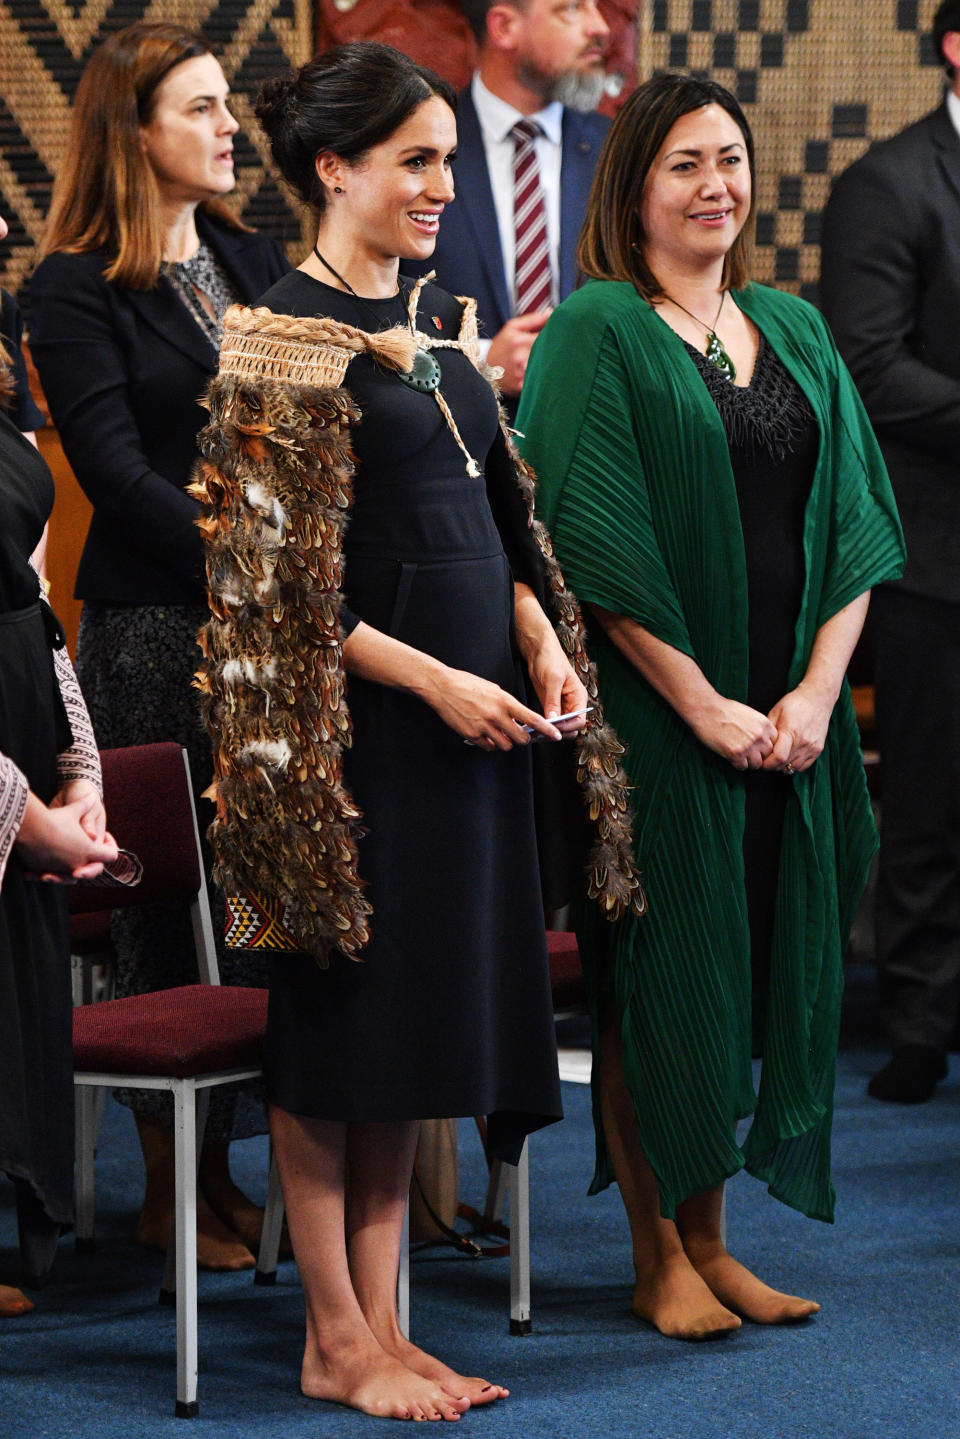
639,103,752,278
139,52,238,206
323,95,457,266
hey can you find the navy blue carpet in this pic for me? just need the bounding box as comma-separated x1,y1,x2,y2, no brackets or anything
2,965,959,1439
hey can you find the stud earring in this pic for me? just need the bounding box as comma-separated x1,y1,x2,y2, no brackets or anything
333,185,343,193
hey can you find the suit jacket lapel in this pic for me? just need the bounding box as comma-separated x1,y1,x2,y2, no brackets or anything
125,279,216,371
558,114,601,300
930,101,960,209
455,91,511,328
197,213,273,303
124,216,268,371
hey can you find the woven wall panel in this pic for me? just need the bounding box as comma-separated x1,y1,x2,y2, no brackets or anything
638,0,945,296
0,0,313,309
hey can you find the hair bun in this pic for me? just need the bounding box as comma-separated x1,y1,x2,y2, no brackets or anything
255,74,297,139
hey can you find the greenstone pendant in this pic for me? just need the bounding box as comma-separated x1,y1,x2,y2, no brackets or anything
705,331,736,383
398,347,441,393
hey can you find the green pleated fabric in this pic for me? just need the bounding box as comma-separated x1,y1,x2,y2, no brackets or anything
517,280,905,1222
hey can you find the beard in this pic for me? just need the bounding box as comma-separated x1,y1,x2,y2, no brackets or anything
517,59,607,113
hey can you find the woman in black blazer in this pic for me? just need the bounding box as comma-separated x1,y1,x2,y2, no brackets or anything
29,21,289,1271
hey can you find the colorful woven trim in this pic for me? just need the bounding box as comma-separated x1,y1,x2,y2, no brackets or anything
224,890,300,952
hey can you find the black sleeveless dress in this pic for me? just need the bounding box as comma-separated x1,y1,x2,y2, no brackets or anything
260,273,562,1163
684,335,820,1028
0,409,74,1282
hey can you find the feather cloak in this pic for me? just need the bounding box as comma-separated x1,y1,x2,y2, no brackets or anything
190,293,645,965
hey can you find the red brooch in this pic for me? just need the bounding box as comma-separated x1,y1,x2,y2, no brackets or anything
432,316,443,331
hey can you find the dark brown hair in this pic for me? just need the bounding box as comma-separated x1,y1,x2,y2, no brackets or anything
255,42,456,218
40,21,248,290
577,72,756,299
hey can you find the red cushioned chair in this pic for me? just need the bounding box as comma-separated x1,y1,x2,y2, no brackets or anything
70,743,274,1418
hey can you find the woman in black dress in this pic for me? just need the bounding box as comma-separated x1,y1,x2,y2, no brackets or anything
195,42,607,1421
0,212,119,1319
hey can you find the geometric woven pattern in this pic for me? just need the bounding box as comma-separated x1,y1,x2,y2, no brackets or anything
224,889,300,952
0,0,313,313
639,0,945,299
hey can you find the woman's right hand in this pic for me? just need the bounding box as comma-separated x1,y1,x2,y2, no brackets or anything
423,666,563,750
689,696,777,771
15,791,120,882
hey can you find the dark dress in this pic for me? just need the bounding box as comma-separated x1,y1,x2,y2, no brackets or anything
0,409,73,1283
0,292,45,433
682,335,819,1020
261,272,563,1164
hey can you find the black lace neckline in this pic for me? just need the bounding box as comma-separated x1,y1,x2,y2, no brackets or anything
682,333,816,461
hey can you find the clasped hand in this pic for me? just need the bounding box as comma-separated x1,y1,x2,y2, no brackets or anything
16,780,119,882
693,683,833,774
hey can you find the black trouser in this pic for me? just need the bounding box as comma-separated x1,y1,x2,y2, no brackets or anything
873,586,960,1052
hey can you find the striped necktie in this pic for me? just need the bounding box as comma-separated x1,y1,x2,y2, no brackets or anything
510,118,552,316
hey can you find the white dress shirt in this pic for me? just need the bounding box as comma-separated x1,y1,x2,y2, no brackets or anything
946,86,960,141
470,72,564,312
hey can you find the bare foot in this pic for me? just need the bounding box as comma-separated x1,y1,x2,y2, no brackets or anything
633,1250,741,1341
0,1284,34,1317
688,1246,819,1324
302,1335,470,1421
377,1331,508,1406
136,1195,256,1272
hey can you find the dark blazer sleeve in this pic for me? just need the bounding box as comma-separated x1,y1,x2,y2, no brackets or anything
28,229,290,603
820,121,960,466
29,251,206,590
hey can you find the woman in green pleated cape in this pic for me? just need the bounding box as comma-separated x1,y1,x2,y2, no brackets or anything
517,74,904,1339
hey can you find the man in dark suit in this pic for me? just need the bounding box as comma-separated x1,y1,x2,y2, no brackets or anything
820,0,960,1102
410,0,609,405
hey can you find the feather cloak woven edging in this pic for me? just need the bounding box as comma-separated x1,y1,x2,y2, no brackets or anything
191,301,645,966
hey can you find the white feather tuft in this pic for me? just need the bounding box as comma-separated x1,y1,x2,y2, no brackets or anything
240,738,292,771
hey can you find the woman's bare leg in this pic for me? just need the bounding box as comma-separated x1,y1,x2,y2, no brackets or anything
198,1137,291,1257
134,1116,255,1271
597,1008,740,1341
346,1120,508,1406
676,1187,820,1323
270,1105,468,1421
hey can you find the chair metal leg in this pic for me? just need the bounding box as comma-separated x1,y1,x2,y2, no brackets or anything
397,1196,410,1339
161,1089,211,1301
508,1143,531,1336
255,1151,284,1285
173,1080,200,1418
483,1158,507,1226
74,1085,101,1251
720,1186,727,1248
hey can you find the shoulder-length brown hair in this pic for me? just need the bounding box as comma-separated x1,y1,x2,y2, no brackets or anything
39,21,249,290
577,73,756,299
